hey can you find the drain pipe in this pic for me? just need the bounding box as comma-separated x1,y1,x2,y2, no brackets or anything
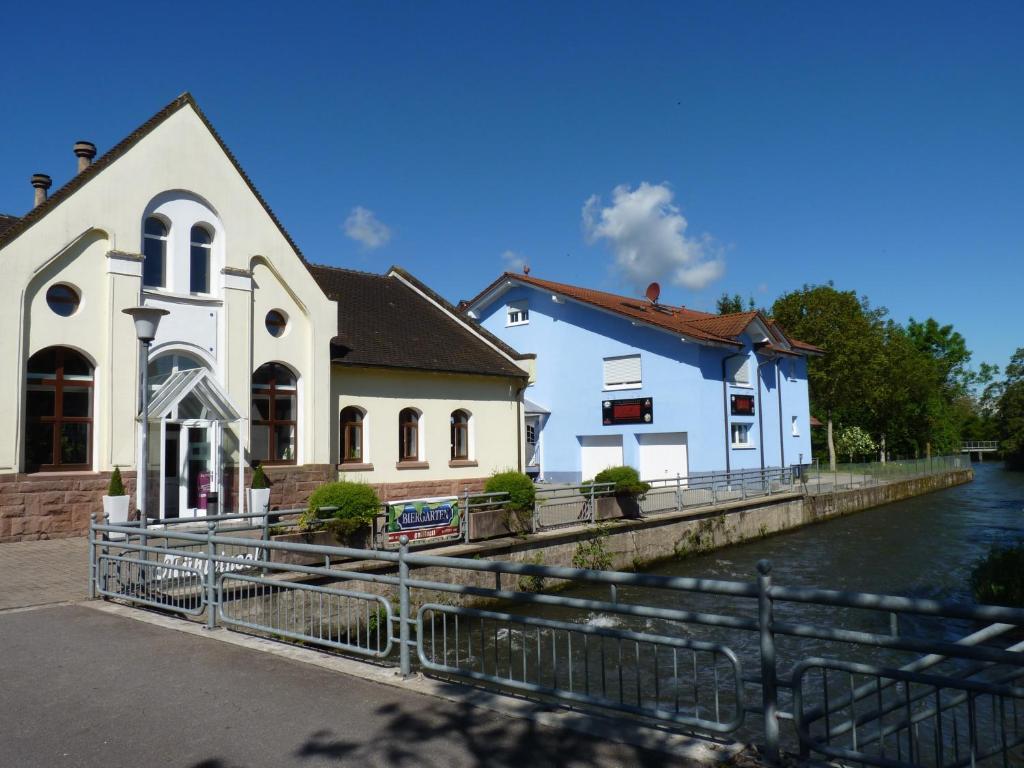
777,359,786,469
756,351,774,471
721,350,747,476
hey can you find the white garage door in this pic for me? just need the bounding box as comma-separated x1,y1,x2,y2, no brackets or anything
579,435,624,480
637,432,688,486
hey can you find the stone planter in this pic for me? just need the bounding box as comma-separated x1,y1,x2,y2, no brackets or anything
270,525,373,565
468,507,531,541
248,487,271,525
594,494,643,521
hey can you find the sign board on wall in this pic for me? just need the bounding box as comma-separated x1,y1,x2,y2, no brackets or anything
730,394,755,416
386,496,461,546
602,397,653,426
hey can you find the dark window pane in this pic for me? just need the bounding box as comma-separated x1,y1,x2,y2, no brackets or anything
143,237,165,287
62,350,92,378
59,423,89,465
251,426,270,461
26,389,55,419
27,348,57,376
144,217,167,237
274,396,294,421
190,225,212,245
190,244,210,293
251,397,270,421
26,423,54,468
273,425,295,461
265,311,287,338
62,388,91,417
46,284,80,317
347,426,362,460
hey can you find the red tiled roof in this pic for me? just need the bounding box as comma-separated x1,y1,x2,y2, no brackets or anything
466,273,822,354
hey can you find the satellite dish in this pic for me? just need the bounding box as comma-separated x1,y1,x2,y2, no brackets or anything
645,282,661,304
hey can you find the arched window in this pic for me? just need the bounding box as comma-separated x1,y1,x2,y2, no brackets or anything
340,407,365,464
143,217,168,288
251,363,297,464
450,409,470,460
189,225,212,294
399,408,419,462
25,347,94,472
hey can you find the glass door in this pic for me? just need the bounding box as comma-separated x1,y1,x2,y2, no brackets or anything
179,423,216,517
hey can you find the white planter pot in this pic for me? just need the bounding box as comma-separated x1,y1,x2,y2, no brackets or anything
102,495,130,541
248,487,271,526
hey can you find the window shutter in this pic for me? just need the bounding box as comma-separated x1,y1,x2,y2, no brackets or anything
603,355,641,388
727,357,750,385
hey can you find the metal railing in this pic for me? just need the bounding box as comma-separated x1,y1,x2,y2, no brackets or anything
803,455,968,495
89,516,1024,766
961,441,1000,453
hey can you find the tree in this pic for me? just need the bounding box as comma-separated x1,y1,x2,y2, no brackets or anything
716,293,745,314
771,283,887,470
997,348,1024,469
835,426,877,463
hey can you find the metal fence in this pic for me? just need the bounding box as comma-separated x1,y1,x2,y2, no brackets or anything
803,455,968,494
90,515,1023,767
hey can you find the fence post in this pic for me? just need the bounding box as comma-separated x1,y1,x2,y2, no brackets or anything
205,519,218,630
463,485,470,544
589,483,596,524
398,534,412,677
757,559,780,764
675,473,683,511
88,513,97,599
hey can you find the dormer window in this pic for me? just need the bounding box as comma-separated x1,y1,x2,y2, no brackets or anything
507,301,529,326
143,217,168,288
190,225,212,294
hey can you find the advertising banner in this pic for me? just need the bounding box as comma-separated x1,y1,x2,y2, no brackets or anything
386,496,461,546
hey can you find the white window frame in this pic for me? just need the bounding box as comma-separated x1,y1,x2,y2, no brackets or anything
506,301,529,327
603,354,642,391
731,422,753,448
791,415,800,437
726,356,752,388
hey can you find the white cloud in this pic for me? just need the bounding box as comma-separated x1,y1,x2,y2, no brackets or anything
501,249,527,273
343,206,391,249
582,182,725,291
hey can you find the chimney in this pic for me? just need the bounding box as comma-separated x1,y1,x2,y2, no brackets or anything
31,174,52,208
73,141,97,173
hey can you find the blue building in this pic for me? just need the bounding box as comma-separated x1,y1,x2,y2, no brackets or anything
464,274,821,483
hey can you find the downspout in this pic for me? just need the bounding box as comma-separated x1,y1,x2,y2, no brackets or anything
777,359,785,469
515,381,526,473
721,350,747,475
756,354,773,471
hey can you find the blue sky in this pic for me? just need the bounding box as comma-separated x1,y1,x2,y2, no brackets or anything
2,1,1021,371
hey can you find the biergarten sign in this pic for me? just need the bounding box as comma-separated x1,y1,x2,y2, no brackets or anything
386,496,462,546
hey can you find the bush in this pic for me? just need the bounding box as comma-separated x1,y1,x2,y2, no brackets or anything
251,464,269,489
107,467,125,497
583,466,650,497
971,543,1024,607
484,470,535,512
300,481,380,533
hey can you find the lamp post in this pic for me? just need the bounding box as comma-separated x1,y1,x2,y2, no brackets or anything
123,307,168,528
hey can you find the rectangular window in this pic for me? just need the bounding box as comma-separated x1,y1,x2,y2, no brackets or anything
603,355,642,390
142,237,165,288
791,416,800,437
731,422,752,447
506,301,529,326
726,356,751,387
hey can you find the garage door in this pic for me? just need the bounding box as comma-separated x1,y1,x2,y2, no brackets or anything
637,432,688,485
579,435,624,481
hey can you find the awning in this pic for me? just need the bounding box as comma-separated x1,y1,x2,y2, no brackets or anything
524,398,550,415
145,368,242,422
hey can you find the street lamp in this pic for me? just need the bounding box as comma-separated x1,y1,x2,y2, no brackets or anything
123,307,169,528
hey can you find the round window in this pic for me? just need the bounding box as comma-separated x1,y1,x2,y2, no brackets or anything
265,310,288,337
46,284,80,317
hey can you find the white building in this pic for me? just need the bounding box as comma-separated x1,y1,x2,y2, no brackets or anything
0,93,529,541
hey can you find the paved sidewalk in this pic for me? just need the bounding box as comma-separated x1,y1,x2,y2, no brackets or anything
0,537,88,610
0,604,679,768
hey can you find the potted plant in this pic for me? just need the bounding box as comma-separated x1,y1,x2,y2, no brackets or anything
584,466,651,520
248,464,272,525
102,467,130,536
297,480,379,549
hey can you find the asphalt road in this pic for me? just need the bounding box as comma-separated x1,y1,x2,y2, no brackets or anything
0,605,672,768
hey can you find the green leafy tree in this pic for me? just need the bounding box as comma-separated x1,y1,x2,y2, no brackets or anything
835,425,877,463
997,348,1024,469
716,293,746,314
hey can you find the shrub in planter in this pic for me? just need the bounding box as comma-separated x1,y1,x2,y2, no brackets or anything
248,464,272,524
484,470,536,531
971,543,1024,607
300,481,380,545
102,467,130,530
582,466,650,520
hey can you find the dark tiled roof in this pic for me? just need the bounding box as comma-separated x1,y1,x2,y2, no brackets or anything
466,273,822,354
0,213,19,237
308,263,528,379
0,93,306,261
